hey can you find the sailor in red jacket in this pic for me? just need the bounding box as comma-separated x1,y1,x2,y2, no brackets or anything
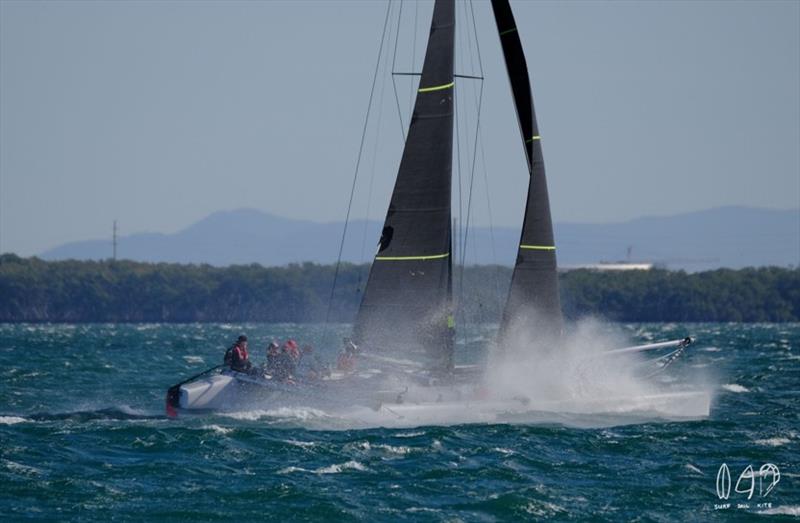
225,335,251,373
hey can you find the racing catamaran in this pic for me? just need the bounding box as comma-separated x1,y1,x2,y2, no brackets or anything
165,0,710,421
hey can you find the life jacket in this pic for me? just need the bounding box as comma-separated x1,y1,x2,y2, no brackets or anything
284,340,300,361
226,343,249,371
233,345,248,362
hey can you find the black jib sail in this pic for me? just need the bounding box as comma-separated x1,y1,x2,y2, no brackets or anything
353,0,455,372
491,0,563,343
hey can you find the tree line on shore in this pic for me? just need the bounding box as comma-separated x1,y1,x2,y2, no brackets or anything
0,254,797,323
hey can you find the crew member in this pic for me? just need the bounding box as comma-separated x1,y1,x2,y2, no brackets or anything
273,344,296,383
264,341,280,376
284,339,301,362
225,335,251,373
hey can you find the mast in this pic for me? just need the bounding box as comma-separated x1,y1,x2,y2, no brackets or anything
353,0,456,372
491,0,563,344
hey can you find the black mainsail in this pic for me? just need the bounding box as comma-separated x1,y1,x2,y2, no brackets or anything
491,0,563,343
353,0,456,372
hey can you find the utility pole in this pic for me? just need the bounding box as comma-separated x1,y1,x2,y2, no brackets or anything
113,220,117,261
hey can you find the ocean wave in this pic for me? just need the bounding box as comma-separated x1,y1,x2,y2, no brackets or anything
202,424,233,435
0,416,29,425
754,437,791,447
314,460,368,474
684,464,704,475
349,441,413,455
286,439,316,448
222,407,330,422
522,501,567,517
22,406,160,423
183,355,205,364
278,460,368,475
758,505,800,516
395,431,426,438
3,459,41,475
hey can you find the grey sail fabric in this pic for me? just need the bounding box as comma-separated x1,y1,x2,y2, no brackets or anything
353,0,455,372
491,0,563,343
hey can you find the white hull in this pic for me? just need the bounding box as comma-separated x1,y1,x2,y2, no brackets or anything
171,368,711,429
173,370,353,413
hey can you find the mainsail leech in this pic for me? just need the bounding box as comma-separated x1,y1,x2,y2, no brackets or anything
353,0,456,372
491,0,563,344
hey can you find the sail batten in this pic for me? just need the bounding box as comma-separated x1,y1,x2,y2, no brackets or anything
353,0,455,372
491,0,563,344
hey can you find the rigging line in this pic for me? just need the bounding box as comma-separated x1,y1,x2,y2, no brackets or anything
468,0,485,77
410,0,418,115
391,0,406,141
478,122,503,311
453,76,464,319
454,1,472,351
360,2,394,270
325,0,393,326
467,0,499,312
455,1,474,281
457,83,484,317
460,0,477,80
459,83,484,270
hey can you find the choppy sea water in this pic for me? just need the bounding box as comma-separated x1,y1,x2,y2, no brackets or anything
1,322,797,521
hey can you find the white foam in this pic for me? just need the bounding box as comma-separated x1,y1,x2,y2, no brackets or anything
202,424,233,435
315,460,368,474
347,441,412,455
395,431,426,438
522,501,566,517
183,356,205,364
484,317,713,421
754,437,791,447
277,466,308,474
374,443,413,455
758,506,800,516
279,461,368,475
684,463,704,475
222,407,329,422
286,439,316,448
3,459,41,475
722,384,749,393
0,416,28,425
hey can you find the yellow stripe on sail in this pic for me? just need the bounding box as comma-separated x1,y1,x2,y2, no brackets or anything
418,81,455,93
520,245,555,251
375,252,450,261
525,135,541,143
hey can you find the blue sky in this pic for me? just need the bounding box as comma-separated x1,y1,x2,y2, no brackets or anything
1,0,798,256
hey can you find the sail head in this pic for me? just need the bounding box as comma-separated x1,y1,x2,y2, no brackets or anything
492,0,563,345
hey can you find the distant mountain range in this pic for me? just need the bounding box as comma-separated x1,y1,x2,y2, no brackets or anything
40,206,799,271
